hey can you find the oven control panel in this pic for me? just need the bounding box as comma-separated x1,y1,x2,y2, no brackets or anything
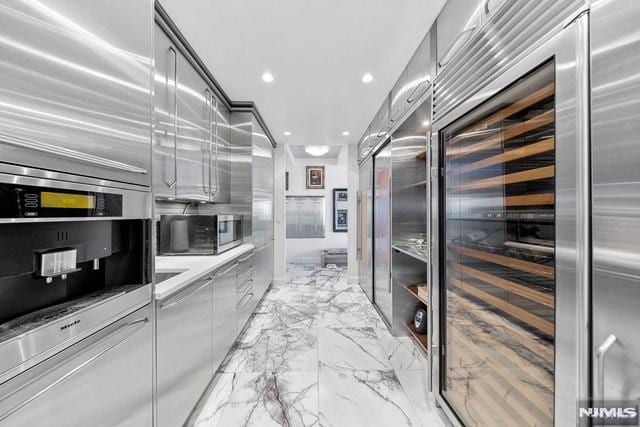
0,183,122,218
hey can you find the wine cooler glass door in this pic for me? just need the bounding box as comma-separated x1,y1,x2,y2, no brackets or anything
442,61,556,426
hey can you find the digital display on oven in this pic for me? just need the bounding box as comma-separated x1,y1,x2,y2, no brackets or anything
41,192,96,209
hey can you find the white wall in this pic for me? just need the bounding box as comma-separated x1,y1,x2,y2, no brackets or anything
285,146,348,264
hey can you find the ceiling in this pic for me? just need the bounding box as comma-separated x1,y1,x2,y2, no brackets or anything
288,145,343,159
160,0,446,146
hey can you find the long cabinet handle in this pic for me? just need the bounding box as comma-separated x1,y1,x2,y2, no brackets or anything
214,104,220,197
237,292,254,309
169,46,179,190
238,253,254,262
0,133,148,175
216,262,238,276
0,317,149,422
438,26,477,68
160,279,213,310
596,334,617,404
202,88,211,195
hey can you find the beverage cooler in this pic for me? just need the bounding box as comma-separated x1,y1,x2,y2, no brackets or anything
431,2,590,425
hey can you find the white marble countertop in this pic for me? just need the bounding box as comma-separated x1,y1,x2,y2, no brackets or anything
154,243,254,300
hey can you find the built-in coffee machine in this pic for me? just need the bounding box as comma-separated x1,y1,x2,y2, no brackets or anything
0,173,153,425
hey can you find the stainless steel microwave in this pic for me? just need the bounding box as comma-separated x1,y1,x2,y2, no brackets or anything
157,214,243,256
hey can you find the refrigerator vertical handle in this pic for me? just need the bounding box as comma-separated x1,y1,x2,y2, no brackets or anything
356,192,362,260
169,46,178,191
596,334,617,404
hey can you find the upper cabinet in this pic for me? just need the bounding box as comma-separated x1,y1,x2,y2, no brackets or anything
436,0,509,70
153,23,230,202
0,0,153,186
391,34,431,125
211,101,231,204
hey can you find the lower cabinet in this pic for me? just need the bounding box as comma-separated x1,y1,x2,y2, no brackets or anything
156,276,214,427
0,305,153,427
212,261,239,370
236,250,256,332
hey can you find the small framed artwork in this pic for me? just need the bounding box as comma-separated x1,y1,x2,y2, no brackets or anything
285,171,289,191
306,166,325,189
333,188,348,232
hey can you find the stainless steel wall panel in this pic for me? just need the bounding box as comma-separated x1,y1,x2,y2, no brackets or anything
0,1,153,187
252,119,274,246
373,143,393,323
591,0,640,406
358,159,374,301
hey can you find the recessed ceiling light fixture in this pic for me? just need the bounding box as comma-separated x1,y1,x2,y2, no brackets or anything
283,131,292,136
305,145,330,156
262,72,274,83
361,73,374,83
342,131,350,136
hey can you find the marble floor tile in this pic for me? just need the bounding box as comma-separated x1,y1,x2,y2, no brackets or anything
319,327,391,371
394,370,447,427
220,325,317,373
378,334,428,371
318,370,421,427
216,371,319,427
193,373,237,427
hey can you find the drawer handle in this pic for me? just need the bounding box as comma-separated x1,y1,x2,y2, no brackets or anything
238,253,254,262
237,278,254,294
237,292,254,308
0,133,148,175
215,262,238,276
160,279,213,310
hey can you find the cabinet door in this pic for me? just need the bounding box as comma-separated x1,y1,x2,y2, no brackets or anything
210,101,231,203
0,306,152,426
175,56,210,201
0,1,153,186
153,27,178,198
213,262,238,370
157,277,214,427
252,127,274,245
405,34,431,107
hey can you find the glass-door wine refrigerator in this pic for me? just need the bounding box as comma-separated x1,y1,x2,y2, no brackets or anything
431,3,590,426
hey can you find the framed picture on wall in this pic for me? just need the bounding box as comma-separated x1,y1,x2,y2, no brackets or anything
285,171,289,191
333,188,348,232
306,166,325,189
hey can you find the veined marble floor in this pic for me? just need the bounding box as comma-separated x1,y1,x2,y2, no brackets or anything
191,263,447,427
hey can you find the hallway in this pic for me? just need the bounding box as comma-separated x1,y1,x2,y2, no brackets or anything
192,264,446,427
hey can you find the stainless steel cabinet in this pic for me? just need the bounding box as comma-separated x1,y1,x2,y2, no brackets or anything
253,240,273,299
175,56,211,201
373,143,393,323
391,35,431,125
0,1,153,186
436,0,482,69
0,305,153,426
212,261,238,371
156,276,214,427
153,23,227,202
370,98,391,149
591,0,640,407
154,26,178,198
252,120,274,246
357,159,374,301
236,251,256,331
211,100,231,203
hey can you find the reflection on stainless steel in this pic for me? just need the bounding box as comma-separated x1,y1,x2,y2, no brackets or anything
373,142,392,323
591,0,640,409
358,158,373,301
0,0,153,187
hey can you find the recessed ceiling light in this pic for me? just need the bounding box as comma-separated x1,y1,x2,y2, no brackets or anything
342,131,350,136
305,145,330,156
262,72,274,83
361,73,374,83
283,131,292,136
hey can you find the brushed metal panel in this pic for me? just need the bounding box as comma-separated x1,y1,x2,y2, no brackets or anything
252,120,274,246
212,262,238,371
211,101,231,203
591,0,640,404
156,276,213,427
374,143,393,323
0,305,152,426
358,159,373,301
0,1,153,186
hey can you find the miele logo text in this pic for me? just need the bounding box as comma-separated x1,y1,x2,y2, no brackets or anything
60,320,80,331
578,400,639,425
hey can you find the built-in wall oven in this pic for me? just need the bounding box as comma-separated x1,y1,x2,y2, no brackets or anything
0,172,153,426
157,214,243,255
432,2,589,426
